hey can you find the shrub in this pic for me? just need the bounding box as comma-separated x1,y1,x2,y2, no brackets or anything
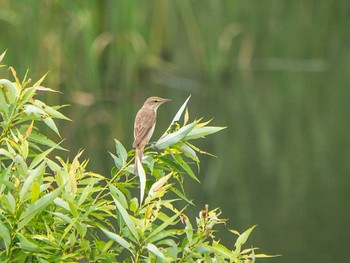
0,51,275,262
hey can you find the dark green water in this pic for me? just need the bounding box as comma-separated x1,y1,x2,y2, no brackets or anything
1,1,350,261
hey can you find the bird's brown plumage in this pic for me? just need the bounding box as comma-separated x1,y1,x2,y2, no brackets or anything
133,96,170,174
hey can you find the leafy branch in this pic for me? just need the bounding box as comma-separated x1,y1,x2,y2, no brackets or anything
0,51,278,262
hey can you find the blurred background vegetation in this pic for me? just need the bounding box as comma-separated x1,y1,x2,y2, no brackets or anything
1,0,349,262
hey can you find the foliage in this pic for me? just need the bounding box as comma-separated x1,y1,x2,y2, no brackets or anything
0,53,276,262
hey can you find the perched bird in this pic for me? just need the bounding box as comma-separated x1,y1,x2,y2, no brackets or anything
133,96,171,174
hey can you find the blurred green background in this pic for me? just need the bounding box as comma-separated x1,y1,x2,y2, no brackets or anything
1,0,350,262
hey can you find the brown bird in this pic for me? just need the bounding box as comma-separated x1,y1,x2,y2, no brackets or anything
133,96,171,174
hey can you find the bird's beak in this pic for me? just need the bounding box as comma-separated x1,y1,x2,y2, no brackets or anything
161,98,171,103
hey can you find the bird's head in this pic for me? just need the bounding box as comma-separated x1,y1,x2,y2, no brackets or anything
144,96,171,110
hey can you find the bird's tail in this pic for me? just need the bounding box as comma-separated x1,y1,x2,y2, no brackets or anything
134,148,143,174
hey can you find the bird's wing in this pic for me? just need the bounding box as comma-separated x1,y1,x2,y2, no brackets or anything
133,107,156,148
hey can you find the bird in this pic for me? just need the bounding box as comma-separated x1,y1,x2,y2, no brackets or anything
133,96,171,174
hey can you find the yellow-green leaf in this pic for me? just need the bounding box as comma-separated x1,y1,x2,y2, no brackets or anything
156,120,199,150
146,243,167,261
111,189,139,240
18,187,63,230
161,95,191,138
101,228,132,252
185,126,227,140
31,181,40,203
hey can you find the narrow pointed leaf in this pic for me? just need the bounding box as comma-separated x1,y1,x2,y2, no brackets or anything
101,228,132,252
0,79,18,102
78,181,94,206
109,184,128,209
0,50,7,63
33,72,48,87
173,154,199,182
43,117,60,137
110,186,139,240
20,162,45,201
148,173,172,197
36,86,62,93
145,209,182,243
16,233,45,252
114,139,127,167
156,120,199,150
18,187,63,230
31,181,40,203
33,99,70,120
29,142,62,169
28,132,67,151
147,243,167,261
0,221,10,252
234,225,257,249
136,157,146,204
185,126,227,140
0,149,13,159
170,188,193,205
175,142,199,164
161,95,191,138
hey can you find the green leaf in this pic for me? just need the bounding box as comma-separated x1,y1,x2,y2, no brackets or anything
110,187,139,240
14,154,28,176
0,50,6,63
31,181,40,203
114,139,127,167
36,86,62,93
148,173,172,197
33,72,48,87
18,186,63,230
146,243,167,261
50,212,72,224
110,152,122,169
202,243,233,259
184,217,193,243
254,253,281,258
172,154,199,182
160,95,191,138
78,180,94,206
0,221,10,253
234,225,257,252
136,157,146,204
0,87,8,114
53,197,70,211
170,188,193,205
109,184,128,209
158,238,178,259
101,228,132,252
0,193,16,214
29,142,61,169
23,104,48,118
175,142,199,164
185,141,217,157
0,79,18,102
0,148,13,159
28,132,67,151
158,156,183,174
32,99,70,121
19,161,45,202
0,165,14,193
16,233,46,253
145,229,177,245
155,120,199,150
43,117,60,137
185,126,227,140
21,87,37,103
145,209,182,243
